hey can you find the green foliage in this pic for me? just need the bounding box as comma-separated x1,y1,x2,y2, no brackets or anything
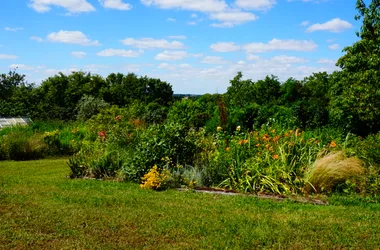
167,98,211,129
76,95,110,121
0,128,47,160
122,122,203,181
331,0,380,135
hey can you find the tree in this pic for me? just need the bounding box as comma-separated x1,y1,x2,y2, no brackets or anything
331,0,380,135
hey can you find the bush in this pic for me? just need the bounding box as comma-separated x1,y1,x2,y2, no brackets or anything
121,122,203,181
1,130,47,160
76,95,110,122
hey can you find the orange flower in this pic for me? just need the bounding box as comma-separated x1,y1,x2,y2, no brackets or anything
269,146,273,151
265,144,270,148
257,152,261,156
238,140,248,145
330,141,337,148
271,129,276,134
284,133,289,137
273,155,279,159
225,147,230,151
256,143,260,147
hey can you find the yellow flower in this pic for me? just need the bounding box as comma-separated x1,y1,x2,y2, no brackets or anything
236,126,241,131
217,126,222,132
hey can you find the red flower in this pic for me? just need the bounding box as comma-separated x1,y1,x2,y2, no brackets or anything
98,130,106,139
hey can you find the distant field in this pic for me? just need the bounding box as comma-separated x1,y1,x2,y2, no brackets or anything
1,159,379,249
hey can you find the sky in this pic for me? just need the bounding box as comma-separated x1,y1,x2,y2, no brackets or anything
0,0,363,94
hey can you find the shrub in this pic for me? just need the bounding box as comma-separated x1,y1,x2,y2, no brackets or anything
1,130,47,160
76,95,110,122
305,151,364,193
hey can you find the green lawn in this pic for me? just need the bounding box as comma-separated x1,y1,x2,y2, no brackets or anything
1,159,379,249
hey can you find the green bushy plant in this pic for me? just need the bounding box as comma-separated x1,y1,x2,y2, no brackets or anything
76,95,110,122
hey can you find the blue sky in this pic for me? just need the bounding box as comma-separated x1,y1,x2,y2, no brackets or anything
0,0,362,94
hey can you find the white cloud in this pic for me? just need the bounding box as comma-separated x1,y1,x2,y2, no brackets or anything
306,18,353,33
44,68,79,75
29,0,95,13
210,10,258,27
5,27,23,32
271,55,308,63
140,0,228,12
155,50,188,60
97,49,143,57
235,0,276,10
328,43,340,50
167,35,187,40
201,56,228,64
210,42,240,52
243,39,317,53
71,51,87,58
82,64,108,72
191,13,198,18
30,36,44,42
121,38,184,49
47,30,100,46
9,64,44,70
247,53,260,60
317,58,336,64
157,63,176,70
188,21,198,25
300,21,309,26
0,54,18,59
167,17,176,22
99,0,132,10
124,64,141,72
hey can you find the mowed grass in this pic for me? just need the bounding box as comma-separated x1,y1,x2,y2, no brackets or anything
0,159,379,249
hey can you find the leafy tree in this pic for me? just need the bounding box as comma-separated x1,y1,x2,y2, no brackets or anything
331,0,380,135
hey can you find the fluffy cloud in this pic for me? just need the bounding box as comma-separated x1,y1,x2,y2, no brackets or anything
167,17,176,22
29,0,95,13
271,55,308,63
306,18,353,33
155,50,188,60
0,54,18,59
47,30,100,46
140,0,227,13
210,11,258,27
210,42,240,52
300,21,309,26
243,39,318,53
5,27,23,32
235,0,276,10
30,36,44,42
167,35,187,40
99,0,132,10
121,38,184,49
9,64,44,70
201,56,228,64
97,49,143,57
328,44,340,50
71,51,87,58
